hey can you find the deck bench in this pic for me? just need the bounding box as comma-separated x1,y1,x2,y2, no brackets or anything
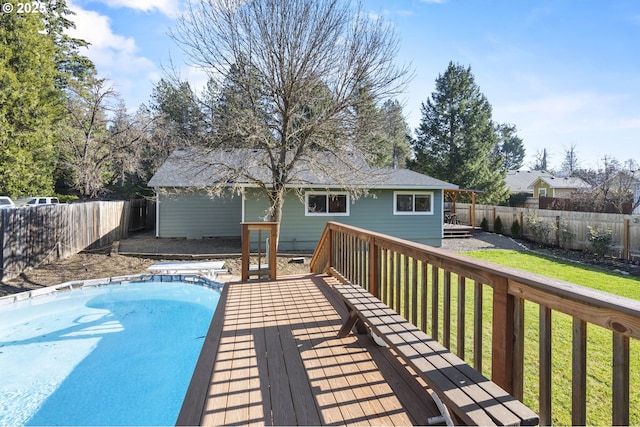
334,282,539,426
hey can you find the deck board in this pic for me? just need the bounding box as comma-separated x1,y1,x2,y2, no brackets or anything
180,273,439,426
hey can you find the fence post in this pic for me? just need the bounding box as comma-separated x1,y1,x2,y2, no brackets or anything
491,275,515,394
623,218,630,260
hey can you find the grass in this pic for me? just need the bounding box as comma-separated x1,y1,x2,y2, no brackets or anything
460,249,640,426
374,249,640,425
463,249,640,299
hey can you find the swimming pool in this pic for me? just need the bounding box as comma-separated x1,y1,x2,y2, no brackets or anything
0,275,222,426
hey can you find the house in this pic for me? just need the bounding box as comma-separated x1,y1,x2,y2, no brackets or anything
147,147,458,250
505,170,554,195
529,175,591,198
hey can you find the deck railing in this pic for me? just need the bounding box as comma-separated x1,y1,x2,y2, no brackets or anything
310,221,640,426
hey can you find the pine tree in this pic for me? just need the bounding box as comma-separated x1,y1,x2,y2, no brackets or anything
411,62,508,204
560,143,579,176
0,8,61,196
495,123,525,170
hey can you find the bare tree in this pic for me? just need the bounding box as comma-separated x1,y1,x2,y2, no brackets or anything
531,148,550,171
171,0,410,224
57,77,151,198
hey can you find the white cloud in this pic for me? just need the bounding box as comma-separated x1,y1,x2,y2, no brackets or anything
67,4,155,78
95,0,180,17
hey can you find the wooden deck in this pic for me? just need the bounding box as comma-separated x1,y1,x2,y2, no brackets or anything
178,274,440,426
443,223,475,238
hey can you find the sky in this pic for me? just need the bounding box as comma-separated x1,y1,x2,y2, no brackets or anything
65,0,640,171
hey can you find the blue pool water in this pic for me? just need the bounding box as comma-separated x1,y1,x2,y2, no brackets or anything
0,279,222,426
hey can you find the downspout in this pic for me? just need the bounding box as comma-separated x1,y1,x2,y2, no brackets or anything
155,187,160,238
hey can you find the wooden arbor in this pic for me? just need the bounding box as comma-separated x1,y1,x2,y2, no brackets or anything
444,189,478,228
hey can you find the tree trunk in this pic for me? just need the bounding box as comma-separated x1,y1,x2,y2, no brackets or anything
268,186,286,250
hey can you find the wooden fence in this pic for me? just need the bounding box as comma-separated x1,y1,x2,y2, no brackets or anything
311,222,640,425
453,203,640,260
1,201,131,281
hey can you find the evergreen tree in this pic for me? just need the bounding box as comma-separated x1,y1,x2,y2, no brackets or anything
494,123,525,170
410,62,508,204
41,0,95,88
560,143,579,176
0,7,61,196
351,88,410,168
151,78,208,146
379,99,411,168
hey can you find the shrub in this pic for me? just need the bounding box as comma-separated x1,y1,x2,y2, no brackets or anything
511,219,521,238
494,216,503,234
551,219,575,249
587,226,613,258
480,217,489,231
525,214,552,244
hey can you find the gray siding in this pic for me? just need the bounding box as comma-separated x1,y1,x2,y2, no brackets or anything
157,189,242,239
244,188,444,251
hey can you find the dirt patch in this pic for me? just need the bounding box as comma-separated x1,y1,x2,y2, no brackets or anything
0,234,312,297
3,231,637,298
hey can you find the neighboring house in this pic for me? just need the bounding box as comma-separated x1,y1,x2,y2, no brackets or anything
148,147,458,250
505,170,554,195
529,175,591,198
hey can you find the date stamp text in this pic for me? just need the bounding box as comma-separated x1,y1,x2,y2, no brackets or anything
2,2,47,14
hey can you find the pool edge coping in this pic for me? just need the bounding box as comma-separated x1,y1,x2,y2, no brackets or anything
0,274,224,306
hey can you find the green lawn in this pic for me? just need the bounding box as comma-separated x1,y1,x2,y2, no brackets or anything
463,249,640,299
459,249,640,426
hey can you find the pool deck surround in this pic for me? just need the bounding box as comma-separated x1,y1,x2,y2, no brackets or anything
178,273,440,426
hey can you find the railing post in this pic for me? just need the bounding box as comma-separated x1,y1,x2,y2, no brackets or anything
491,275,515,394
241,223,249,282
241,222,278,281
327,226,333,273
368,235,379,298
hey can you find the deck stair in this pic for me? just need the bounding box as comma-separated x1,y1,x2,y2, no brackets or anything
443,224,475,238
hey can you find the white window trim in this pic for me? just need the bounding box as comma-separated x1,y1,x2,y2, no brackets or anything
393,191,434,215
539,188,547,197
305,192,350,216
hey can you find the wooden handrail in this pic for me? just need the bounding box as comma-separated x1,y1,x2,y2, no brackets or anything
311,221,640,425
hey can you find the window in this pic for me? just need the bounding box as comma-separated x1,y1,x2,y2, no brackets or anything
306,192,349,216
393,192,433,215
539,188,547,197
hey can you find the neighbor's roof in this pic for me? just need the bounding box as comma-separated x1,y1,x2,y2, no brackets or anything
505,170,554,193
148,147,458,190
529,175,591,190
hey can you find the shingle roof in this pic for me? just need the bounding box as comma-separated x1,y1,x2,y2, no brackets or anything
505,170,554,193
148,147,458,190
531,176,591,190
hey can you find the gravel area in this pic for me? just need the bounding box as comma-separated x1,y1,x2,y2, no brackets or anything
441,231,528,252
